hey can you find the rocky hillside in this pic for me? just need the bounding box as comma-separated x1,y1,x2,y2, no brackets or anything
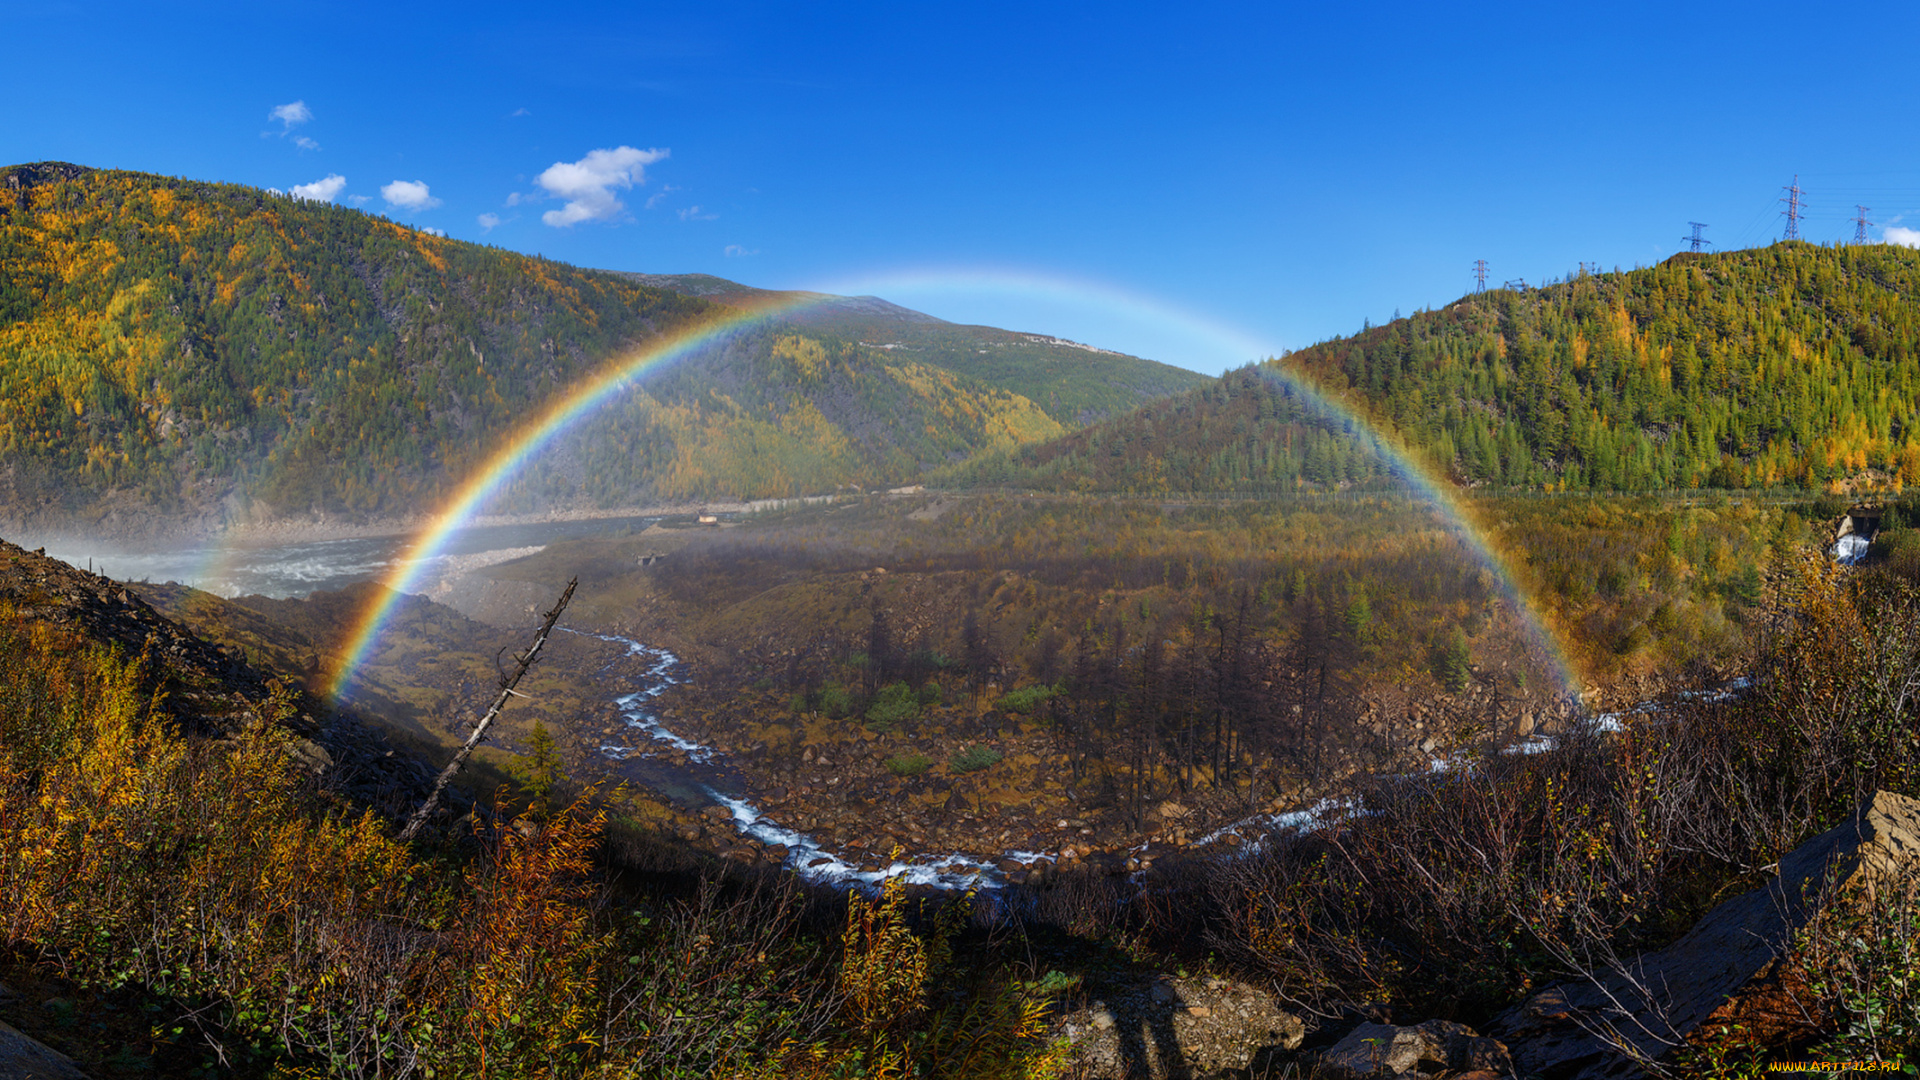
0,535,454,818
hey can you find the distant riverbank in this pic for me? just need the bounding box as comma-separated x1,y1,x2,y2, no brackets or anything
8,494,848,551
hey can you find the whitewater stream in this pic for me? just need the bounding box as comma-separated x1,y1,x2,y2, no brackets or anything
567,626,1760,893
570,629,1050,891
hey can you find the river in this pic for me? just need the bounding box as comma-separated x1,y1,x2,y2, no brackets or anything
37,515,664,599
39,517,1047,890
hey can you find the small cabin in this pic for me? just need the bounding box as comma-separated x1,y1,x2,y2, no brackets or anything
696,511,720,527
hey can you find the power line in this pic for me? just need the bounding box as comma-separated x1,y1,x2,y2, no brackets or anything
1682,222,1711,252
1473,259,1488,293
1780,175,1806,241
1852,205,1875,244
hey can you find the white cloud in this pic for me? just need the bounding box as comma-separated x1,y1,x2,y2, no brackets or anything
510,107,531,117
420,226,446,237
293,135,320,151
677,204,716,221
536,145,668,227
1886,226,1920,249
381,180,441,212
289,174,347,202
723,244,759,257
504,191,526,207
270,100,313,130
347,194,371,206
477,212,501,232
644,184,682,210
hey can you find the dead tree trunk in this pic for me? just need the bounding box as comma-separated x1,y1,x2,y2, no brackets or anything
397,577,577,843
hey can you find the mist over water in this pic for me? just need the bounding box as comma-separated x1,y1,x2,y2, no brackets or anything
35,515,662,599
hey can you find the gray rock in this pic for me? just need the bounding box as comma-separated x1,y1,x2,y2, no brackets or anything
1318,1019,1496,1078
1063,976,1307,1079
1494,789,1920,1080
287,737,333,773
0,1019,91,1079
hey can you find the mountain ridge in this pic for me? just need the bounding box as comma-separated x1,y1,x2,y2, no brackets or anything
0,162,1199,538
949,242,1920,496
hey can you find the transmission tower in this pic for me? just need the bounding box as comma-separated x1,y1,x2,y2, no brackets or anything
1682,222,1711,252
1853,205,1875,244
1473,259,1488,293
1780,176,1806,241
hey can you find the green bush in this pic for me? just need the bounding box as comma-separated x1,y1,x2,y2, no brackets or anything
1431,628,1471,691
917,681,944,706
1792,876,1920,1066
949,745,1003,774
819,681,853,720
865,682,920,732
995,683,1057,715
884,752,933,777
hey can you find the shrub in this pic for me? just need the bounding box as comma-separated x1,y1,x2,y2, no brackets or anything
819,681,852,719
1786,874,1920,1068
865,682,920,732
949,745,1003,773
1430,628,1471,691
885,752,934,777
507,720,565,816
994,683,1057,715
918,680,944,706
0,606,1068,1079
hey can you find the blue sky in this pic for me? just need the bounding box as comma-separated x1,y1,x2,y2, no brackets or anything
5,0,1919,375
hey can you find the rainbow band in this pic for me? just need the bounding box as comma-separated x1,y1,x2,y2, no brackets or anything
1237,365,1587,702
323,273,1586,703
327,290,825,696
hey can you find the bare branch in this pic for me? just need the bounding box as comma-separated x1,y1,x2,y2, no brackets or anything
397,576,578,843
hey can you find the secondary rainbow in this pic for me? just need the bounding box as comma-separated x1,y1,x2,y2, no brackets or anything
324,269,1588,704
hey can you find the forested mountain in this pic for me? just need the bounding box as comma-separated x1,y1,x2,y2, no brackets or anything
615,271,1210,423
949,242,1920,494
0,163,1185,535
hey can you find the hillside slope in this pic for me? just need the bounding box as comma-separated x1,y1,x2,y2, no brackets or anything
0,163,1172,537
950,243,1920,495
616,271,1211,423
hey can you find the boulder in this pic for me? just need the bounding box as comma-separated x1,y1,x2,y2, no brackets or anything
1493,789,1920,1079
1061,976,1306,1079
0,1019,91,1079
287,737,333,773
1315,1019,1512,1079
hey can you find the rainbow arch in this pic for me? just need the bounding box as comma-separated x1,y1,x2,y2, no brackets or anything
324,289,830,696
315,268,1585,702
